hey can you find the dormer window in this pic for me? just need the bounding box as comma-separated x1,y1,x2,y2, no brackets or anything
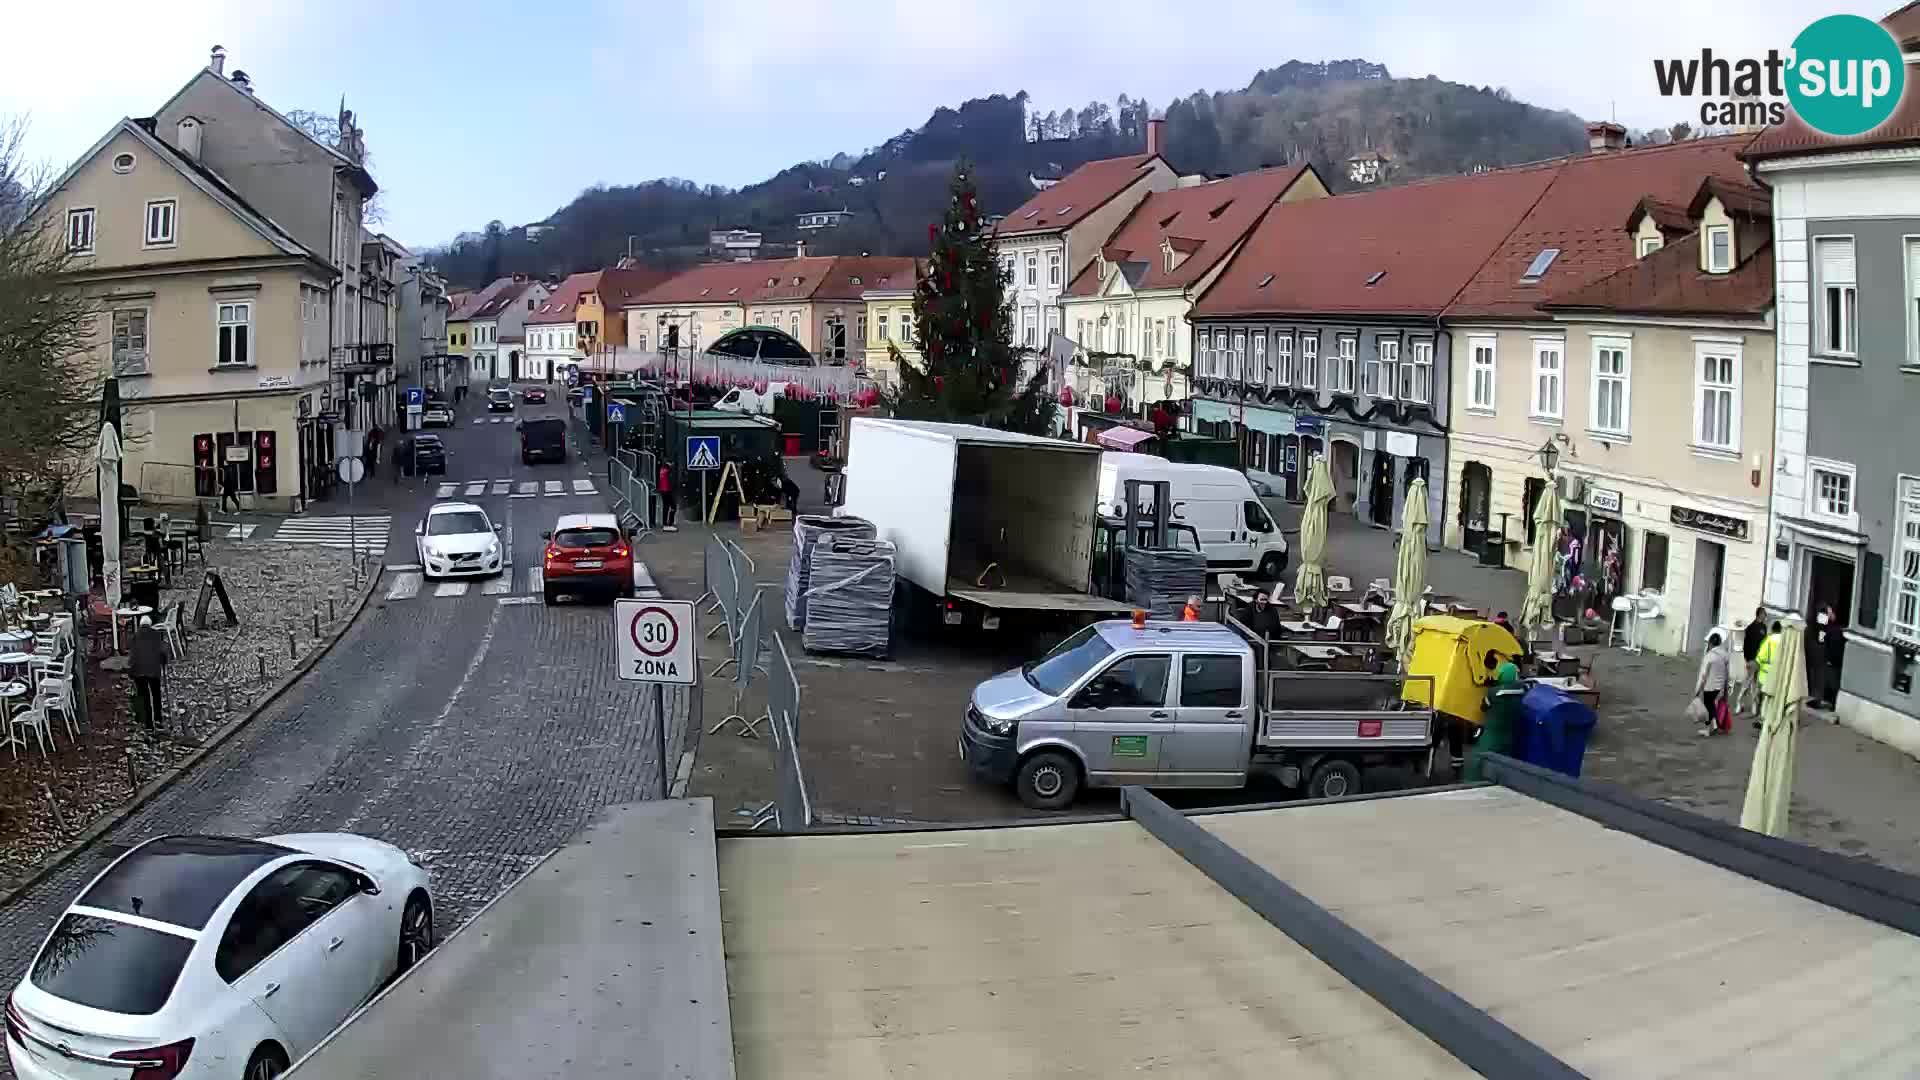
849,275,862,285
791,276,802,286
1705,225,1733,273
1637,234,1664,257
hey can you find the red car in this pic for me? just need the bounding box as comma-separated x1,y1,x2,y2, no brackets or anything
542,513,634,604
523,387,548,404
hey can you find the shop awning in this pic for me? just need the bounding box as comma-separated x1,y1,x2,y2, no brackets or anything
1096,426,1156,451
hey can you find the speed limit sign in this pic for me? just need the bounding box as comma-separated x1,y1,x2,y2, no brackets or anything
614,599,697,684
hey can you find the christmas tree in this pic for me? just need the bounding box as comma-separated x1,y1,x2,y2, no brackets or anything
886,161,1057,436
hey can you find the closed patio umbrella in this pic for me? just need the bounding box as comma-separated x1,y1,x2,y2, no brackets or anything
1519,481,1562,645
98,423,123,611
1741,615,1809,837
1384,477,1430,666
1292,453,1335,612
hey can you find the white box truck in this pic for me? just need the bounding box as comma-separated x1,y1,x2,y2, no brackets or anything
839,418,1135,632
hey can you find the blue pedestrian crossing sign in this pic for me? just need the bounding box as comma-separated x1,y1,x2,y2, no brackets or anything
687,435,721,470
607,403,626,424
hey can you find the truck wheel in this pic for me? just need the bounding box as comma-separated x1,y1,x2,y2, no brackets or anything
1260,552,1287,580
1015,751,1081,811
1306,758,1361,800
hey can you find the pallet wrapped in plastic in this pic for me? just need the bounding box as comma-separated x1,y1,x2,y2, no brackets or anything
784,514,875,630
801,536,896,658
1124,547,1208,618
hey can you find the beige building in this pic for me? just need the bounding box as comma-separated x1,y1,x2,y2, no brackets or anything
41,117,335,510
1447,176,1776,656
621,256,915,364
860,284,918,387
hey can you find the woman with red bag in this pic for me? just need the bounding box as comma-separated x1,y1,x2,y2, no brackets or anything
1695,632,1730,737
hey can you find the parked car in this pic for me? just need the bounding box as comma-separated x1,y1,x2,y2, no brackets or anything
518,417,567,465
6,833,433,1080
408,434,447,475
541,513,633,604
522,387,547,405
421,406,453,428
414,502,502,580
486,388,514,413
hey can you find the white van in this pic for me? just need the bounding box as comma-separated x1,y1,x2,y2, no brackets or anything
715,382,789,416
1097,454,1288,577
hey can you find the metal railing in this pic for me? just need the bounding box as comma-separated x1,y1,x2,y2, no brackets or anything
607,452,655,537
697,530,810,830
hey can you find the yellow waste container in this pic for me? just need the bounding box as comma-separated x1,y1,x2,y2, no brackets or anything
1401,615,1523,727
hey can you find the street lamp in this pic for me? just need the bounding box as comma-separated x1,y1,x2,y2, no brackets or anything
1536,437,1560,474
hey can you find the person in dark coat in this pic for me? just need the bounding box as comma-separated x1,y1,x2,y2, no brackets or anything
218,462,241,513
1816,604,1847,712
1738,606,1769,716
656,463,677,531
1241,591,1281,640
129,614,168,729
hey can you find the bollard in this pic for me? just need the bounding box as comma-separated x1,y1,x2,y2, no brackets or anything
328,597,336,623
256,649,267,681
43,784,66,837
126,749,137,794
312,605,321,638
287,629,297,662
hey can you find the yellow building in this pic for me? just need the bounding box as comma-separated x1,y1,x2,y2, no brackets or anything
40,117,335,510
860,283,918,387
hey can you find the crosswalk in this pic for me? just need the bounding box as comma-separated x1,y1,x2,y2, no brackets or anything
434,479,597,500
266,515,392,552
472,417,517,424
385,565,546,602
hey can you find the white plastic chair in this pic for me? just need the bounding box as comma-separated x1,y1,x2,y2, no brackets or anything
1327,575,1352,593
156,606,186,658
36,672,75,741
9,699,52,759
1608,595,1637,651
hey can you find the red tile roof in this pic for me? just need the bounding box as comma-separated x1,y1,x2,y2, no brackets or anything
1746,8,1920,160
596,265,673,308
626,256,918,308
1445,135,1760,318
1884,1,1920,48
1540,231,1774,318
451,276,530,321
470,279,538,320
1191,165,1561,318
527,271,601,325
1626,197,1694,235
993,154,1166,238
1065,165,1317,299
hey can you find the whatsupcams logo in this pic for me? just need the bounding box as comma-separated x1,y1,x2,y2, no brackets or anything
1653,14,1906,136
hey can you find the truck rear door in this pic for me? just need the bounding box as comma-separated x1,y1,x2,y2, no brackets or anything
1164,652,1254,784
1067,653,1173,785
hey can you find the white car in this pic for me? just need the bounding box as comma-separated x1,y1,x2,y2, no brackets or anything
414,502,502,580
6,833,433,1080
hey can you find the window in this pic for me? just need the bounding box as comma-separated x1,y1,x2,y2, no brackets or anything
112,309,148,375
1250,333,1267,385
1231,331,1246,381
790,311,800,337
876,313,889,341
1694,344,1740,452
1214,330,1229,379
1467,336,1496,410
1077,655,1171,709
1026,254,1037,285
1048,251,1061,285
1522,476,1547,544
1023,306,1037,347
216,862,359,984
1531,339,1563,419
1591,338,1630,435
1299,334,1319,388
1705,225,1732,272
1816,237,1857,356
898,309,913,344
1273,333,1294,384
1000,256,1014,280
1520,247,1560,283
1892,478,1920,645
1156,320,1166,357
1046,308,1060,341
217,302,252,366
855,314,866,346
1637,234,1664,257
31,914,193,1015
1180,655,1244,708
66,208,95,253
1806,458,1857,527
1642,532,1670,592
1369,338,1399,397
1404,340,1432,403
1333,336,1357,393
112,152,136,173
144,199,177,246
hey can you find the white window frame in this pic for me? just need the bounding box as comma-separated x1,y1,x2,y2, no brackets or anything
66,207,95,254
1891,476,1920,646
1251,332,1267,384
1369,338,1399,398
1814,235,1857,358
1705,225,1732,273
1530,337,1564,421
1273,333,1294,385
1045,307,1060,342
143,199,177,248
1907,235,1920,368
876,312,889,342
1048,251,1062,286
1212,330,1229,378
1299,335,1319,388
216,300,254,368
1026,254,1038,286
1231,330,1246,381
1637,234,1663,257
1467,335,1496,411
1589,336,1631,437
111,307,149,376
1404,339,1433,403
1805,457,1859,531
1692,341,1741,454
1334,336,1358,394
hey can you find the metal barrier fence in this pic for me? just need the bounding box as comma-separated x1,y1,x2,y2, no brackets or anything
766,630,810,829
606,455,654,537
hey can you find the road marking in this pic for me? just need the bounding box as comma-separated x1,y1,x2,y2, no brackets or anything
481,575,512,595
433,581,469,597
471,418,485,425
266,515,391,551
491,417,509,424
386,573,422,600
543,480,563,496
517,481,538,495
224,523,257,540
525,566,544,594
435,484,456,499
491,479,511,495
499,595,539,606
571,479,596,495
463,481,486,497
385,563,422,572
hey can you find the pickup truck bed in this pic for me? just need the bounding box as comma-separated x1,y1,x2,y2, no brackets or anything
947,574,1135,615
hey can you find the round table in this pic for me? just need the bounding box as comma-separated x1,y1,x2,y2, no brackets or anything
0,631,30,651
0,681,29,751
114,605,153,653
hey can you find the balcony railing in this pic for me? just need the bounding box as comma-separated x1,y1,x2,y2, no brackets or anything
331,342,394,374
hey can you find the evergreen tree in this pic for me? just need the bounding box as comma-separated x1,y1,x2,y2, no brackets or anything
887,161,1056,435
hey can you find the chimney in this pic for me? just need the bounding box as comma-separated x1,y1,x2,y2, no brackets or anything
209,45,226,76
795,239,807,259
177,116,203,162
1146,117,1165,156
230,69,252,95
1586,121,1627,153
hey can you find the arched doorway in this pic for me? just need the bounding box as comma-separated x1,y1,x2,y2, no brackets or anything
509,349,522,380
1460,461,1492,553
1330,438,1360,513
1369,453,1395,527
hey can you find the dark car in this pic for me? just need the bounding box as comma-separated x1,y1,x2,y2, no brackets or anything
486,388,514,413
409,433,447,475
523,387,548,405
519,416,568,465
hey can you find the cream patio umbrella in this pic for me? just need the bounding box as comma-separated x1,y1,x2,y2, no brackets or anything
1292,453,1335,612
1518,480,1562,646
1741,615,1809,837
1384,477,1430,666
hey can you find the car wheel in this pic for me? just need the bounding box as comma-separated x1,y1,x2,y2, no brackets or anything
1306,758,1362,800
543,587,557,606
1259,552,1287,580
244,1044,289,1080
397,890,434,973
1014,751,1081,811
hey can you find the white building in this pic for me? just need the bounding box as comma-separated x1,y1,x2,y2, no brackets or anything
524,271,597,382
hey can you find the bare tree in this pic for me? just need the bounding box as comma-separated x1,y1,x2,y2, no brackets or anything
0,116,108,552
286,108,385,225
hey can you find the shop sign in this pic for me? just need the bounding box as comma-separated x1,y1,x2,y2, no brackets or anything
298,395,312,418
1293,415,1326,435
1586,486,1623,514
1384,430,1418,458
257,373,293,390
1671,504,1750,542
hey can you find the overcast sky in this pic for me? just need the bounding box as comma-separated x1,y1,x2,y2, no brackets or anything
1,0,1861,251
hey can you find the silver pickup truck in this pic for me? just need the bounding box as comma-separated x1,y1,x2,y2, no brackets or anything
960,617,1436,808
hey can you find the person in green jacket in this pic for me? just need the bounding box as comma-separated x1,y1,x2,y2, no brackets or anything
1752,620,1783,731
1464,652,1524,782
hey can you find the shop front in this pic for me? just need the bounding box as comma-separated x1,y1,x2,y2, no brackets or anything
1350,424,1443,545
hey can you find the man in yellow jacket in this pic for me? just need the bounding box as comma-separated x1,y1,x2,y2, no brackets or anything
1752,619,1783,730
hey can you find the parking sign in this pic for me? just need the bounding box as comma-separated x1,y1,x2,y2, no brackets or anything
687,435,720,470
406,386,425,407
615,599,697,684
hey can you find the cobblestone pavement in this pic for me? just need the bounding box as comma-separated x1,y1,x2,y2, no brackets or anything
0,406,689,1057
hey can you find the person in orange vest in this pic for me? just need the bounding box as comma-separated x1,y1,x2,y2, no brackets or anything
1181,594,1202,621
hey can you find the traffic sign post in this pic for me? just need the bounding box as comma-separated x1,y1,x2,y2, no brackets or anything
687,436,720,525
608,403,626,454
616,597,697,796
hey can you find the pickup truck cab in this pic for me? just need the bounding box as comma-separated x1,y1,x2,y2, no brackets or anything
962,617,1433,809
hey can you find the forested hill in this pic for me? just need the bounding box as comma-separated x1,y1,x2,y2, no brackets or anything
425,59,1589,289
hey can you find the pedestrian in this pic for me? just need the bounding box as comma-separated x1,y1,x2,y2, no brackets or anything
656,463,678,532
1753,619,1783,730
1816,604,1847,715
129,614,168,730
1244,591,1280,640
780,472,801,516
1492,610,1515,637
1694,632,1730,736
1738,607,1769,716
1182,594,1203,622
1464,654,1523,782
218,461,241,513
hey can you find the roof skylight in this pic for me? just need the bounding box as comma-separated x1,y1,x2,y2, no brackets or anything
1519,248,1561,283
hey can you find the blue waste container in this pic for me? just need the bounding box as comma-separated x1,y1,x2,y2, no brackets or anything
1513,683,1599,778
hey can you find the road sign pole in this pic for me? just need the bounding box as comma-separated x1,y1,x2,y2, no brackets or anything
655,682,668,795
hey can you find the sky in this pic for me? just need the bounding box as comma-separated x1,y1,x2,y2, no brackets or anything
1,0,1860,252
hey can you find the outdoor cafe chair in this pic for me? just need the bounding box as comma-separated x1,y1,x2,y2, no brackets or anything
9,697,52,759
35,670,76,742
154,604,185,658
